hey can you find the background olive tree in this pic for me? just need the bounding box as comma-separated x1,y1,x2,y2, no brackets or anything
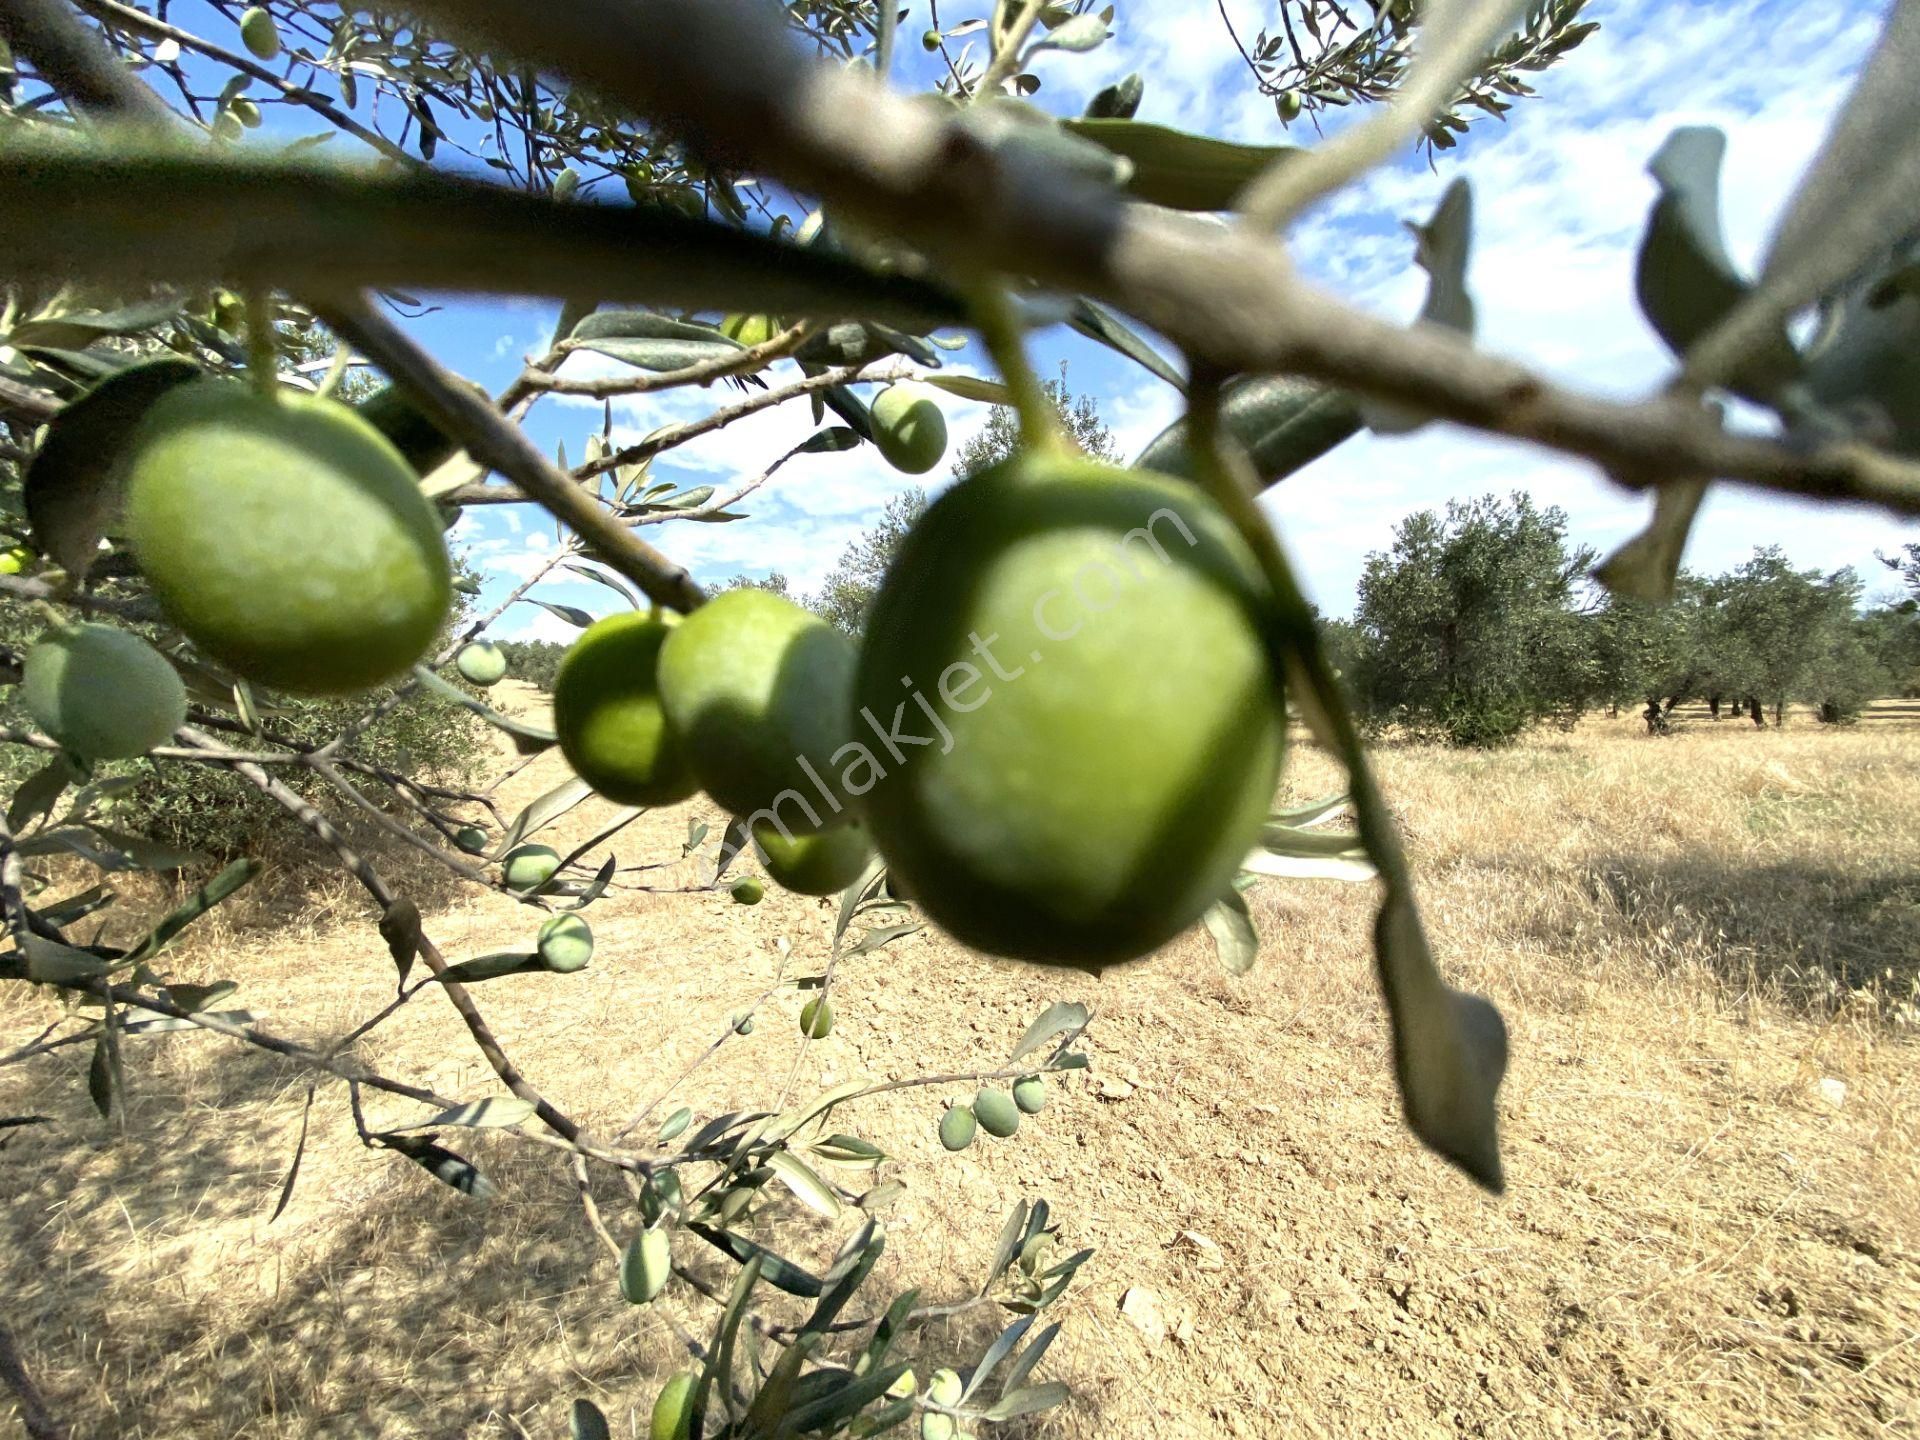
4,0,1920,1435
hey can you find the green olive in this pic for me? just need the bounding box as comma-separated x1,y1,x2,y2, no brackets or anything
22,624,187,760
855,452,1285,968
503,844,561,891
869,382,948,475
972,1087,1020,1138
536,913,593,972
730,875,764,905
921,27,942,51
752,819,872,897
230,99,263,129
938,1105,977,1151
720,313,777,347
122,384,452,696
453,825,489,854
239,6,281,60
650,1371,696,1440
1013,1075,1047,1114
1277,89,1303,121
656,589,858,835
455,641,507,687
552,167,581,201
552,612,695,806
799,995,833,1039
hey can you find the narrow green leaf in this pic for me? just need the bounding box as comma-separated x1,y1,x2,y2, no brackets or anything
496,775,597,853
983,1382,1070,1421
379,897,422,985
765,1149,843,1219
960,1315,1034,1403
1066,298,1185,392
996,1321,1060,1397
1134,375,1361,489
985,1201,1030,1291
568,1398,611,1440
804,1219,884,1336
781,1361,912,1435
920,374,1015,404
862,1288,920,1373
687,1223,824,1296
657,1105,693,1144
124,858,260,965
4,298,182,350
1009,1002,1088,1063
412,665,557,752
521,598,596,628
87,1032,120,1121
1060,117,1301,210
1593,477,1709,602
7,755,74,833
269,1084,315,1223
23,359,202,576
1202,888,1258,975
436,951,544,984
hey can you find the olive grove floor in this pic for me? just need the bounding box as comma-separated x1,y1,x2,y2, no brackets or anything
3,688,1917,1439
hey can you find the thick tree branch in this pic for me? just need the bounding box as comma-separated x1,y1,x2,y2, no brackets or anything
412,0,1920,520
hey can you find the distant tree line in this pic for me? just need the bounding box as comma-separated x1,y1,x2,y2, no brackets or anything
1327,494,1920,746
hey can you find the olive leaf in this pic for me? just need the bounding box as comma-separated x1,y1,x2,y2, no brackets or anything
412,665,557,753
1060,118,1301,211
1792,235,1920,457
1634,126,1796,402
1066,298,1185,392
395,1097,537,1131
568,1399,611,1440
269,1084,315,1223
1593,477,1709,602
7,755,75,833
1201,886,1258,976
921,374,1015,404
1134,375,1361,489
3,298,182,351
1751,0,1920,368
374,1133,497,1199
1358,178,1477,436
687,1223,824,1296
379,896,422,984
121,858,260,965
1083,72,1143,120
568,309,744,371
23,358,202,578
355,382,468,477
1008,1001,1089,1063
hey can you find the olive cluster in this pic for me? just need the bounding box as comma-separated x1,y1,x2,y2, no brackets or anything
26,369,1285,969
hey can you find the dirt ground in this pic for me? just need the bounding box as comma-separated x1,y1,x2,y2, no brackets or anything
3,686,1917,1439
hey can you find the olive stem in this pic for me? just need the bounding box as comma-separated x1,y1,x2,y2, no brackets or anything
244,291,280,400
314,341,354,401
967,285,1064,457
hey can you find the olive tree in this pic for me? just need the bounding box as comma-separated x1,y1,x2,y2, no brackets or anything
3,0,1920,1434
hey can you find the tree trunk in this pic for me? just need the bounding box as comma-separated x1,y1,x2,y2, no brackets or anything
1709,694,1721,719
1748,696,1764,727
1774,699,1784,726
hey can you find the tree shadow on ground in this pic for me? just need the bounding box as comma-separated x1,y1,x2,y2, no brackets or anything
1557,854,1920,1009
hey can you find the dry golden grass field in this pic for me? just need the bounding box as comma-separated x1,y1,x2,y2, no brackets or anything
4,686,1918,1439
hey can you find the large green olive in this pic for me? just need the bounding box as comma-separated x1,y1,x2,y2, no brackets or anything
503,844,561,891
656,589,858,834
536,913,593,972
869,382,948,475
122,384,452,696
752,819,872,897
650,1371,696,1440
855,452,1285,968
552,611,695,806
455,641,507,687
239,6,281,59
22,624,187,760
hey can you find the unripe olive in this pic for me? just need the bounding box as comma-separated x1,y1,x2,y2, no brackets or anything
752,819,872,897
552,167,581,201
122,384,452,696
1013,1075,1047,1114
856,452,1285,968
922,1368,963,1440
730,876,764,905
939,1105,977,1151
869,382,948,475
650,1371,696,1440
552,612,695,806
720,313,777,347
799,995,833,1039
453,825,489,855
1277,88,1303,121
239,6,281,60
0,545,33,575
657,589,858,834
537,913,593,972
732,1012,755,1035
922,27,941,51
972,1087,1020,1138
22,624,187,760
502,843,561,891
230,98,263,129
455,641,507,687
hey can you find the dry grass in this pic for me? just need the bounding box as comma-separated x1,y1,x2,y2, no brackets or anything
3,688,1917,1439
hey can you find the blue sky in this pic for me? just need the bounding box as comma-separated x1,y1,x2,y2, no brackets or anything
286,0,1910,639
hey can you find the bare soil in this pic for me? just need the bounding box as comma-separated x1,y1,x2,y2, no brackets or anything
3,685,1917,1439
